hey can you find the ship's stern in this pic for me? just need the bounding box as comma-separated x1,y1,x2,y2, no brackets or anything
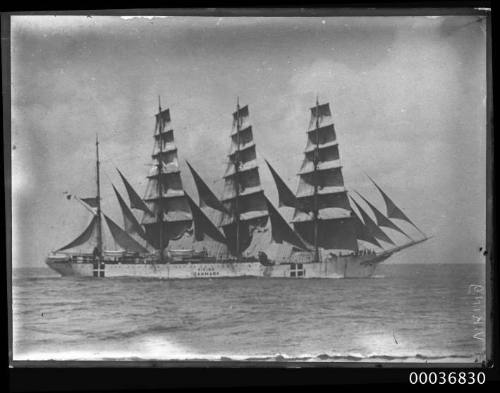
45,254,94,277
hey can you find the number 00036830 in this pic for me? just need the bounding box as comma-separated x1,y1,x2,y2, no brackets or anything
409,371,485,385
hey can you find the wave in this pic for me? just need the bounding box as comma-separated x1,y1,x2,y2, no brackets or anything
222,352,482,363
15,345,483,362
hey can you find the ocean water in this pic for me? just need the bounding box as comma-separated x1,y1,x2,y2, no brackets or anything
12,263,486,363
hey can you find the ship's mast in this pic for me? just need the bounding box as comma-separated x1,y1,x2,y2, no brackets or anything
95,134,103,257
313,96,320,263
157,96,164,263
234,97,241,258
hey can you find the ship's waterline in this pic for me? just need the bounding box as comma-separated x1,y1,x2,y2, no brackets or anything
46,253,389,279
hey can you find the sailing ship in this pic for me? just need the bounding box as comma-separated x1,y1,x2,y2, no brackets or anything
45,97,429,278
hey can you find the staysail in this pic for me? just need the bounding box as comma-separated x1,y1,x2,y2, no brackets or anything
292,100,358,257
117,168,153,216
57,215,99,252
185,193,227,244
349,196,395,245
186,161,228,213
112,183,148,241
367,175,426,237
265,160,302,210
355,191,412,241
221,101,268,256
104,214,149,253
141,103,193,251
350,208,382,248
264,196,310,251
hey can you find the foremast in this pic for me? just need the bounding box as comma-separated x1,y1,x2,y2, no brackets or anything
292,98,358,259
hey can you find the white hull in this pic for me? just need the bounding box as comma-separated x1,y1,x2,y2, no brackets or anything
45,253,390,279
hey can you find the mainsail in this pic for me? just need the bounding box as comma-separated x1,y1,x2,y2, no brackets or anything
141,103,193,251
292,100,358,257
367,175,426,237
355,191,412,241
221,101,268,256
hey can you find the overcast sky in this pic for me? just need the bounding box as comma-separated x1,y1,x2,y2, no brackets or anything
11,15,487,267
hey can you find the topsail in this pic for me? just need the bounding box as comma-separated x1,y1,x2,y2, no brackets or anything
141,103,193,250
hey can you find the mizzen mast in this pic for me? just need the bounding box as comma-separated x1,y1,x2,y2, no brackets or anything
95,134,103,258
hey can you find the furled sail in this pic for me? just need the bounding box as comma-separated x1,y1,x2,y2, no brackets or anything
57,215,98,252
221,102,268,256
265,160,302,210
350,196,395,245
186,161,227,213
185,193,227,244
112,184,148,241
117,168,153,215
292,100,358,252
355,191,412,240
141,104,193,250
103,214,149,253
265,196,310,251
367,175,426,236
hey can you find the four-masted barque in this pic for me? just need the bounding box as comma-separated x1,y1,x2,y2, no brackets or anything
46,97,429,278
